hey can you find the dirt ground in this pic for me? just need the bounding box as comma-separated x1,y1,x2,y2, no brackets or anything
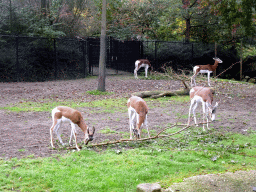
0,74,256,160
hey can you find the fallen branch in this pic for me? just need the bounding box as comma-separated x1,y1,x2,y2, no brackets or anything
131,88,190,99
61,121,212,150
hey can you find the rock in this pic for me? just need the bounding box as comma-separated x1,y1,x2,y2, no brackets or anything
137,183,162,192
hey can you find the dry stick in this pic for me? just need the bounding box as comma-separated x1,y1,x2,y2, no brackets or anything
213,61,240,79
65,121,211,149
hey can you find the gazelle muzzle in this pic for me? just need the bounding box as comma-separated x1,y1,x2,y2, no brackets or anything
85,126,95,145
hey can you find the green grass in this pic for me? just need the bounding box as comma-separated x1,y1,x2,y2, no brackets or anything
216,78,254,85
1,129,256,191
86,90,114,95
99,127,118,134
0,98,128,113
0,96,190,113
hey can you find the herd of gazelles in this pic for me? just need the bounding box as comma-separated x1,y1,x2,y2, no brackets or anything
50,58,222,151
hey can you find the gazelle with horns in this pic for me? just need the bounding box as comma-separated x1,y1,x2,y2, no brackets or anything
187,86,218,131
134,59,151,79
127,96,150,139
191,57,223,87
50,106,95,151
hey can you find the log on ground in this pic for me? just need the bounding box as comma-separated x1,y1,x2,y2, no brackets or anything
131,88,190,99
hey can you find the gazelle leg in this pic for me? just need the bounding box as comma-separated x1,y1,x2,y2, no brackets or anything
50,125,55,148
145,65,149,78
206,108,210,130
134,68,138,79
188,102,193,125
55,121,65,145
207,72,211,86
128,108,135,139
71,123,80,151
135,113,141,139
144,115,150,137
202,103,206,131
192,101,198,126
191,74,197,86
206,116,209,130
69,126,73,146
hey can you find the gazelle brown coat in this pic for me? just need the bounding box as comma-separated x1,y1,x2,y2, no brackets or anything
50,106,95,151
127,96,150,139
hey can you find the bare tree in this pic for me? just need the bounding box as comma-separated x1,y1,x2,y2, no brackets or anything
97,0,107,91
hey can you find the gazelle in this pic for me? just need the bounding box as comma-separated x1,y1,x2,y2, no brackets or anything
127,96,150,139
134,59,151,79
191,57,223,87
50,106,95,151
187,86,218,131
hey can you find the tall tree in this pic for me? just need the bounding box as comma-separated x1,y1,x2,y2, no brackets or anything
98,0,107,91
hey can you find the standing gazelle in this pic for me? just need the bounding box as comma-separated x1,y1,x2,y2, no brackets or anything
127,96,150,139
191,57,223,87
134,59,151,79
187,87,218,131
50,106,95,151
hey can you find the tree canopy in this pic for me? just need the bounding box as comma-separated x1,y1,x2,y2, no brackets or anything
0,0,255,43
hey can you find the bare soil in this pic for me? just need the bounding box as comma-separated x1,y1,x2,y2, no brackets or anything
0,75,255,160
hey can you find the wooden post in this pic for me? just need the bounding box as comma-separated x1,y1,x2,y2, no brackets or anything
240,41,243,80
16,36,20,82
214,42,217,77
54,38,57,80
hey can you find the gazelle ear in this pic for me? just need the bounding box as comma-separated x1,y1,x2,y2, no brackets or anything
92,126,95,134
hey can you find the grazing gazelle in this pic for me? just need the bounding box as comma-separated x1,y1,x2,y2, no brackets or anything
187,86,218,131
134,59,151,79
127,96,150,139
50,106,95,151
191,57,223,87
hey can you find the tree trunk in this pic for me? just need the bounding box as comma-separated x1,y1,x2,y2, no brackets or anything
98,0,107,92
185,17,191,43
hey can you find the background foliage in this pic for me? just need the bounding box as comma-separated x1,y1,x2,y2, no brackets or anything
0,0,256,82
1,0,255,42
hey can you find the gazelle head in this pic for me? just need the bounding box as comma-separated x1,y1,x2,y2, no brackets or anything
206,102,218,121
213,57,223,63
132,128,141,139
85,126,95,145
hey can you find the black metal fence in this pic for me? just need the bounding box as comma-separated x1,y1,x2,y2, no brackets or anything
1,34,244,82
0,35,144,82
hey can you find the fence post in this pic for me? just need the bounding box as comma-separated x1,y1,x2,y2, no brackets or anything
54,38,57,80
82,40,87,78
140,41,144,58
240,41,243,80
191,43,194,59
214,42,217,77
155,41,157,66
15,36,20,82
86,38,91,75
16,36,20,82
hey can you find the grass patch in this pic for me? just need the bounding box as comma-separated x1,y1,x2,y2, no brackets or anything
86,90,114,95
1,129,256,191
0,98,128,113
216,78,254,85
0,96,190,113
99,128,118,134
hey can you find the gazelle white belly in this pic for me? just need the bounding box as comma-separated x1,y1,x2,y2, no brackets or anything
60,116,72,123
199,70,212,74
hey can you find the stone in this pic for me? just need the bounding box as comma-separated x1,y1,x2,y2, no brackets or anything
137,183,162,192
